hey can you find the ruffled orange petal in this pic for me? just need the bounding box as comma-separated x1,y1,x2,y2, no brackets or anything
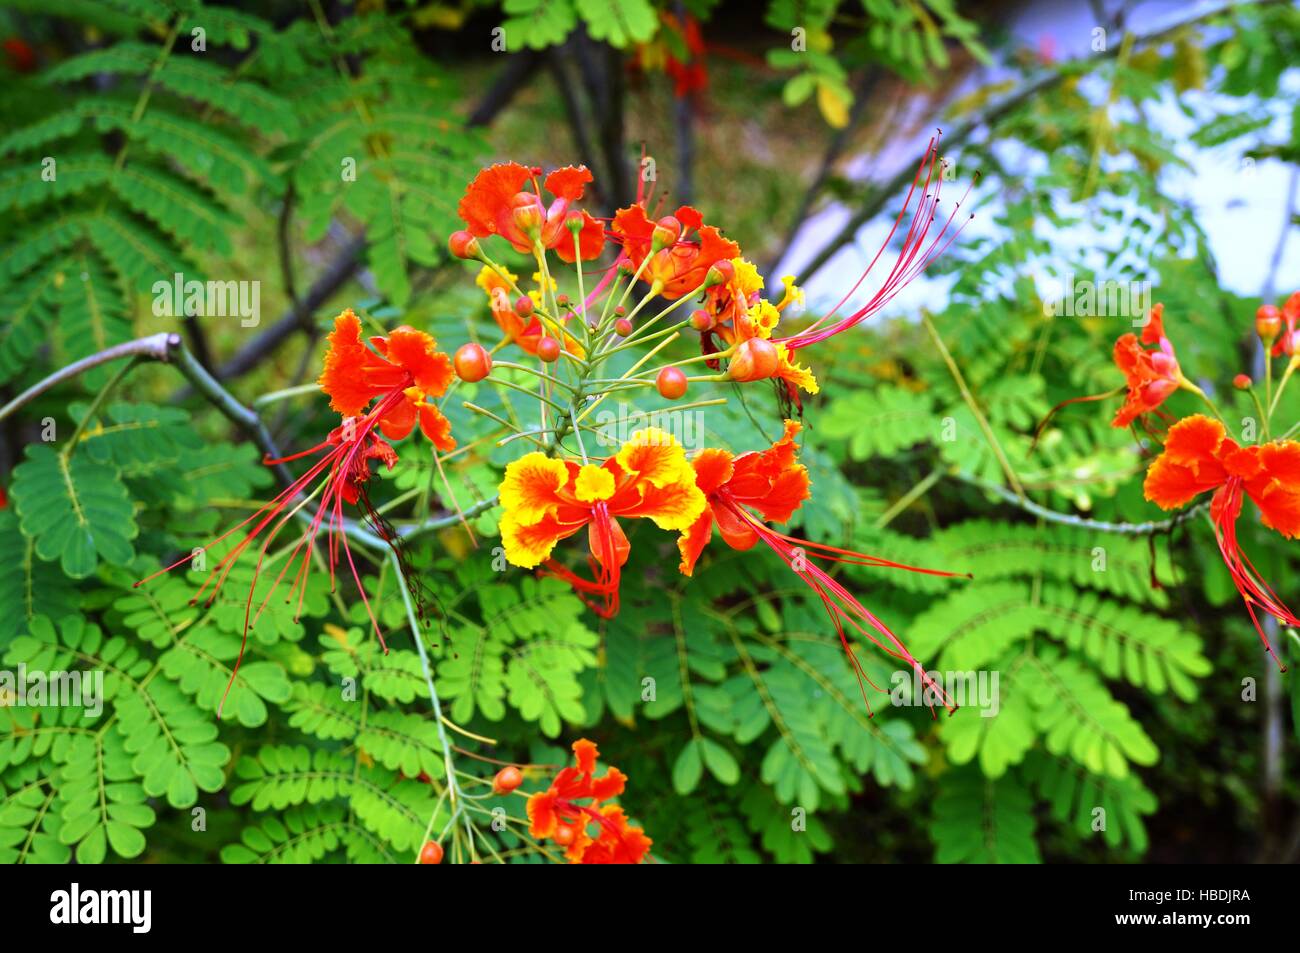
692,447,735,494
384,326,454,397
589,766,627,802
457,162,534,244
615,428,695,489
526,790,560,839
500,511,585,568
418,403,456,453
544,165,592,201
1140,302,1166,346
1143,414,1229,510
318,309,397,416
580,805,652,865
572,738,599,774
1247,441,1300,538
611,203,655,265
676,508,715,576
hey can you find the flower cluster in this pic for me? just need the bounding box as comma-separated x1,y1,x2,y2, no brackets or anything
1059,294,1300,666
137,143,970,860
526,739,651,864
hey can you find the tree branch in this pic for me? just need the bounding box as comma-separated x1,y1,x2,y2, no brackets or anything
955,473,1208,535
794,0,1264,284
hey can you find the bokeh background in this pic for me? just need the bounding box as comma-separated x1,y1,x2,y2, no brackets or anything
0,0,1298,864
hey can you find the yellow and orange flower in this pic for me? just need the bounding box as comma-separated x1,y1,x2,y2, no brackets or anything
1144,414,1300,665
318,309,456,452
526,739,651,864
611,203,739,299
498,428,706,616
457,162,605,261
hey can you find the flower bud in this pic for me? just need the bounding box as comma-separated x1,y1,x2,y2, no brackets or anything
1257,304,1282,343
511,192,544,237
705,259,734,288
492,766,523,795
453,342,492,383
565,210,586,232
515,295,534,317
651,215,682,251
1233,373,1252,391
728,338,779,382
689,308,714,332
448,230,480,260
615,317,633,337
656,366,688,400
537,336,561,362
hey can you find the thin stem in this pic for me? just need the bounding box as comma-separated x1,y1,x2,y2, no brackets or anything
956,473,1208,535
924,315,1026,501
64,357,143,457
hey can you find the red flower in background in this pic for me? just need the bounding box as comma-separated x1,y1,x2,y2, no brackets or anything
664,14,707,98
1112,303,1185,428
1145,414,1300,668
457,162,605,262
526,739,651,864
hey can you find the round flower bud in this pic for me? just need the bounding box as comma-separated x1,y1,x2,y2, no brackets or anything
537,336,561,362
705,259,735,288
728,338,779,382
1257,304,1282,343
651,215,682,251
492,766,523,795
656,367,688,400
448,230,480,260
510,193,544,236
453,342,492,383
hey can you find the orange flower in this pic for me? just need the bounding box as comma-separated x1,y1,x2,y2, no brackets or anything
611,203,739,299
1112,303,1185,429
1144,414,1300,666
498,429,706,616
526,739,650,864
137,313,453,716
678,421,965,714
677,419,811,575
456,162,605,262
318,309,456,452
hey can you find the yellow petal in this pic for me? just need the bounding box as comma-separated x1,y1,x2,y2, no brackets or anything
499,453,569,525
575,464,616,502
616,428,691,488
